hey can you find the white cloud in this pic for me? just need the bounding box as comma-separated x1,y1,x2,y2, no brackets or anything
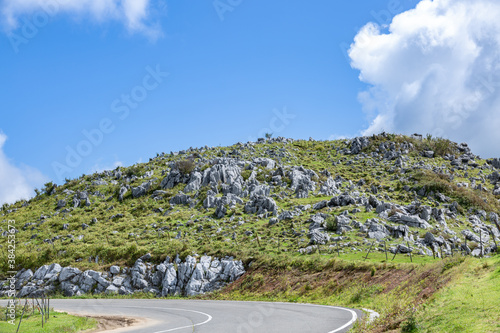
90,160,123,174
328,134,349,141
0,132,48,205
1,0,162,39
349,0,500,157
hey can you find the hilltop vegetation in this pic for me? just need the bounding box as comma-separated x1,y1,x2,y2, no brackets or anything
1,133,500,331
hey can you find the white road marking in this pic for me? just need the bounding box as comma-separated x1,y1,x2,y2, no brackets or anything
326,307,357,333
122,306,213,332
214,300,358,333
295,303,357,333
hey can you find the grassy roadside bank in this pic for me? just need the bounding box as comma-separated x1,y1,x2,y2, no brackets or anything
202,254,500,333
415,255,500,332
0,307,97,333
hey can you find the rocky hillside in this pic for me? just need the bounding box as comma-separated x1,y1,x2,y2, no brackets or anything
1,133,500,277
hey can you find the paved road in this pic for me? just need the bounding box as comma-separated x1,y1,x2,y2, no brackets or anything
47,299,360,332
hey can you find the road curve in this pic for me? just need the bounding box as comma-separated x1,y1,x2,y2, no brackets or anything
47,299,361,333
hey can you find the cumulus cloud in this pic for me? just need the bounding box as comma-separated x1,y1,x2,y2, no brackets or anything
1,0,162,39
349,0,500,157
0,132,48,205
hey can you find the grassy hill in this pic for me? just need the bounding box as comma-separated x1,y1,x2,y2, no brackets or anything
1,133,499,331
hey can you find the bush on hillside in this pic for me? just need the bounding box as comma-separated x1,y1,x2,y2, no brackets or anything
325,215,337,232
175,158,195,175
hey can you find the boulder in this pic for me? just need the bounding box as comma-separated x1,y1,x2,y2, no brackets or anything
424,232,445,246
367,223,389,240
170,193,192,206
318,177,338,196
308,229,330,245
423,151,435,158
184,172,203,193
313,200,327,210
59,267,81,282
350,137,370,154
109,265,120,275
161,264,179,296
161,169,183,189
461,229,481,243
118,186,128,201
269,218,279,226
105,285,120,295
335,215,352,233
253,157,276,169
244,196,278,215
389,213,431,229
289,167,316,193
132,181,152,198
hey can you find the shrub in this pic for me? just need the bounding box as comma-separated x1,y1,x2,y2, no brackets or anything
414,170,499,212
241,169,252,181
175,158,195,175
325,215,337,232
401,314,420,333
44,181,57,195
432,137,455,156
125,165,142,177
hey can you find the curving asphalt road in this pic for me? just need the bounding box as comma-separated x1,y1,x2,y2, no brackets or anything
46,299,361,333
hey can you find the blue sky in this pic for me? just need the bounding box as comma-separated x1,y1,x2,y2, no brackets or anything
1,0,500,204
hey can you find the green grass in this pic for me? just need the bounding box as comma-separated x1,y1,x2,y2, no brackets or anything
416,255,500,333
0,308,97,333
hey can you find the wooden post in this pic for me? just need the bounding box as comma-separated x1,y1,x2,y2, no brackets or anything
480,231,483,258
336,241,340,257
15,299,29,333
365,242,374,260
392,245,400,261
384,241,388,260
35,297,44,326
465,238,468,255
255,233,261,248
407,241,412,263
493,219,500,235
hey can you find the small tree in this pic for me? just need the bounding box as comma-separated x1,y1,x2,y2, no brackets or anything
325,215,337,232
175,158,195,175
265,132,273,140
44,181,56,195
